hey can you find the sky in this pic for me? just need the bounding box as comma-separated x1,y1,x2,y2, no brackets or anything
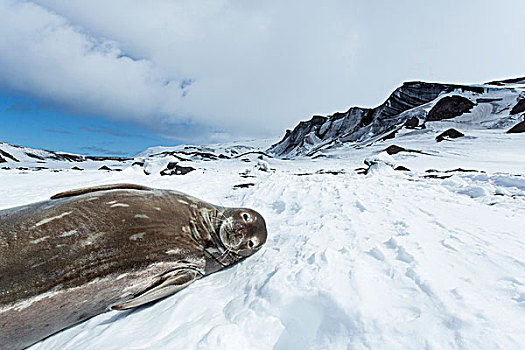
0,0,524,156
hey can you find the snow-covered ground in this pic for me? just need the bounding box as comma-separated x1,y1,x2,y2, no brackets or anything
1,128,524,349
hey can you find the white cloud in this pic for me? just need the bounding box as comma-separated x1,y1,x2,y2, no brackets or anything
0,1,186,128
1,0,524,142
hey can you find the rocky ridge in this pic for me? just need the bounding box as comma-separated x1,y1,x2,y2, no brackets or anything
267,79,525,158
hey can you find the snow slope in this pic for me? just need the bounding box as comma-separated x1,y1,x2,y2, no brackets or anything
1,127,524,349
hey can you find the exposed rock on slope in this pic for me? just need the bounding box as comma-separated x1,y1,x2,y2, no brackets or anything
0,149,19,162
510,99,525,115
486,76,525,86
507,120,525,133
159,162,196,176
426,96,475,121
436,129,465,142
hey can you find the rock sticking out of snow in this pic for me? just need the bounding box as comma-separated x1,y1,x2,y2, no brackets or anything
160,162,196,176
510,99,525,115
436,128,465,142
426,95,475,121
507,120,525,134
256,159,270,172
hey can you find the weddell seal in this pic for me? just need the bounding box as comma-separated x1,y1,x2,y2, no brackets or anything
0,184,267,349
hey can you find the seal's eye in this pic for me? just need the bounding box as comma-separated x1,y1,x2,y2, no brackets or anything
241,212,252,223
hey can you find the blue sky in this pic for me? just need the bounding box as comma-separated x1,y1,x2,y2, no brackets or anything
0,0,524,156
0,93,176,156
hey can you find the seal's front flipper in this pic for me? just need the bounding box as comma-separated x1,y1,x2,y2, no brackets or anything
111,269,203,310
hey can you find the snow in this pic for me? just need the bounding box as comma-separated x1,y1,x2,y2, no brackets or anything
1,126,523,349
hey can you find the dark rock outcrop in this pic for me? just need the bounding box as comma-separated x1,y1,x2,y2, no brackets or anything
436,129,464,142
424,174,453,179
427,96,475,121
233,183,255,189
404,116,420,128
233,151,273,159
47,152,84,162
0,150,19,162
0,155,6,163
269,115,327,156
98,165,112,171
379,129,398,141
295,169,344,176
486,77,525,86
506,120,525,133
510,99,525,115
160,162,196,176
385,145,406,155
384,145,427,155
24,152,45,160
394,165,410,171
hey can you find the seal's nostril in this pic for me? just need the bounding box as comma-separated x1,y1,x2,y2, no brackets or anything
248,239,254,249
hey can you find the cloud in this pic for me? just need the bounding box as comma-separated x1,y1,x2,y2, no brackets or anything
44,128,70,134
0,1,186,123
1,0,524,143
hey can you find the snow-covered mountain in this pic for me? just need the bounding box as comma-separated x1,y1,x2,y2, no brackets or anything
268,78,525,158
0,142,134,171
0,139,275,175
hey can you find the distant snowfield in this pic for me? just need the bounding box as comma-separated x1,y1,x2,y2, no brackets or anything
1,130,524,349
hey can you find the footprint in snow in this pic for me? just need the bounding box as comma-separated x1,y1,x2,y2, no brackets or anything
395,246,415,264
366,247,386,261
393,220,410,236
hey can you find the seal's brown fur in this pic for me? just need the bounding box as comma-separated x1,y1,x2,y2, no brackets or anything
0,184,267,349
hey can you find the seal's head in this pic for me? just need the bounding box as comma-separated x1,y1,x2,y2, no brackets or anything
219,208,267,257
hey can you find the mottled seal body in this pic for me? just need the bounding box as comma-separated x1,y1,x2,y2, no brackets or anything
0,184,267,350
